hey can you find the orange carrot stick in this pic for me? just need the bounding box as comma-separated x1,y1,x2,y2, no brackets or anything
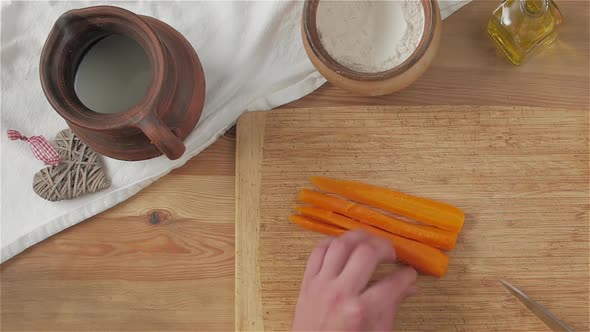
311,177,465,233
291,210,449,277
289,214,346,236
298,189,457,250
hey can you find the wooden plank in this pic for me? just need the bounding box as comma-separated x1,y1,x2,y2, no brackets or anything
0,137,236,331
235,105,589,331
235,112,266,331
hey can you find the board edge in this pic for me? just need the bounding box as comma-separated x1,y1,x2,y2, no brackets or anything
235,112,266,331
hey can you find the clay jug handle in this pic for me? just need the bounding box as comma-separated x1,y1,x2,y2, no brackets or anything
137,115,185,160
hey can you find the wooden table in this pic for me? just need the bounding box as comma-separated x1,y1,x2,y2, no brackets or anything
2,1,588,330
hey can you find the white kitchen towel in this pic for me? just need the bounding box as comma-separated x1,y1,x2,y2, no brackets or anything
0,0,470,263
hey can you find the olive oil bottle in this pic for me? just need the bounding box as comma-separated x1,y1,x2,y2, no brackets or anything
487,0,563,65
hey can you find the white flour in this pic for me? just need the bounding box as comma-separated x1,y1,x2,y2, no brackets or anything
316,0,425,73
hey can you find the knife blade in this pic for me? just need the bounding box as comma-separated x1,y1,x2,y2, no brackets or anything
499,278,574,332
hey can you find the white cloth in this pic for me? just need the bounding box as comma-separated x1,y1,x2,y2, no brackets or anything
0,0,470,263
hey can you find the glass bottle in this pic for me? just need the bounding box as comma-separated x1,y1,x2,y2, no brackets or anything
487,0,563,65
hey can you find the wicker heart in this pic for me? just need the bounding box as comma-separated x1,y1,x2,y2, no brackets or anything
33,129,110,201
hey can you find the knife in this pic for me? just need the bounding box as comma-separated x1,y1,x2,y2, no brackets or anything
499,278,575,332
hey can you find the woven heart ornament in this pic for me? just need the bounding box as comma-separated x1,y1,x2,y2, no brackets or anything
33,129,110,201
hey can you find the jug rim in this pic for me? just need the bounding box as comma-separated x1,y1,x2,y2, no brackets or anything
39,5,166,131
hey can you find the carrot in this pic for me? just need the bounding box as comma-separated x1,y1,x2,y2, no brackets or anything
292,208,449,277
311,177,465,233
289,214,346,236
298,189,457,250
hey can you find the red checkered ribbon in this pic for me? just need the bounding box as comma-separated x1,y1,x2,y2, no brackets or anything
7,130,61,166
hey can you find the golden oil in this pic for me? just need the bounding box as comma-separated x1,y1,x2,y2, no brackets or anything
487,0,563,65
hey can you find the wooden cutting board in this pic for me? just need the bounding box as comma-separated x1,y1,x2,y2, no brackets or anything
235,106,589,331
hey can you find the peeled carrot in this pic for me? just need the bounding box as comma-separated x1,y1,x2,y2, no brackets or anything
311,177,465,233
298,189,457,250
292,209,449,277
289,214,346,236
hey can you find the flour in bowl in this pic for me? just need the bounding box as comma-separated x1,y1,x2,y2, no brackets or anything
316,0,425,73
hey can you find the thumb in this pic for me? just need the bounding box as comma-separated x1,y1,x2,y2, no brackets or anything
360,266,418,331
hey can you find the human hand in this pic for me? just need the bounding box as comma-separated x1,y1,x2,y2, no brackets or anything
292,230,418,331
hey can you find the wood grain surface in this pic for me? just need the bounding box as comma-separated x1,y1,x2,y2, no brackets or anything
2,1,588,331
1,137,236,331
236,106,589,331
235,113,266,332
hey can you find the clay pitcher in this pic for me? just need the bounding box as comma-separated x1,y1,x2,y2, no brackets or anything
40,6,206,160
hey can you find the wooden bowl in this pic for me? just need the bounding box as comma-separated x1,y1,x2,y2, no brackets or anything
302,0,441,96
